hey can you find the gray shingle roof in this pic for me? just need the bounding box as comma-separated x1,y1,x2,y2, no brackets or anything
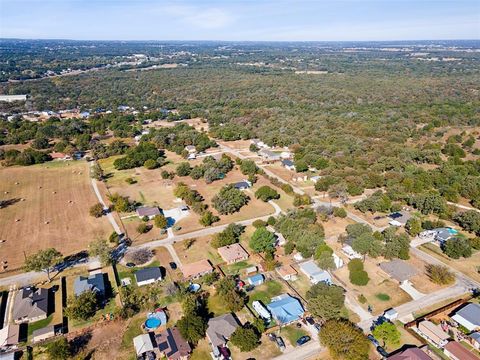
74,273,106,297
379,259,418,282
454,303,480,326
12,288,49,322
135,267,162,283
206,314,240,347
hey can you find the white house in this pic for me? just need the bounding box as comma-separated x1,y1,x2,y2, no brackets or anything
135,267,163,287
281,159,296,171
451,303,480,332
342,245,362,260
299,260,332,285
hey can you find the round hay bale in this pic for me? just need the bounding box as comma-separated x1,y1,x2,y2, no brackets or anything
4,191,8,194
15,219,20,222
44,221,49,225
52,191,56,194
15,182,19,185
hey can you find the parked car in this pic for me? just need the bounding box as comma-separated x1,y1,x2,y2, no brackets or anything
169,262,177,270
305,316,315,325
367,334,380,347
125,262,135,268
275,336,286,352
296,336,311,346
314,323,321,332
268,333,277,341
377,346,389,357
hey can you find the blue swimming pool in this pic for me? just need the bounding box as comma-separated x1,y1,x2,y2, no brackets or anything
448,228,458,234
145,318,161,329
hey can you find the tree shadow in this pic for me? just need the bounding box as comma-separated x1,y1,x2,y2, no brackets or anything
0,198,21,209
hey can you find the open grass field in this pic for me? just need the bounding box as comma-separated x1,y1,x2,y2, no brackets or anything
420,243,480,283
173,235,224,265
0,161,111,271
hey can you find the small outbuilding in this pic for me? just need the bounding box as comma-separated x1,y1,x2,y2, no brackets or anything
32,325,56,343
133,333,156,357
234,181,251,190
383,308,398,321
281,159,296,171
299,260,332,285
247,274,265,286
276,265,297,281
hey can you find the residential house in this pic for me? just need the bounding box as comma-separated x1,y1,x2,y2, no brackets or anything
281,159,296,171
417,320,450,347
234,180,251,190
136,206,161,219
470,332,480,350
444,341,480,360
12,287,49,324
276,265,297,281
156,327,192,360
50,152,72,161
387,347,433,360
182,259,214,279
74,273,106,299
251,139,268,149
299,260,332,285
451,303,480,332
267,294,304,325
258,149,281,162
379,259,418,283
434,228,458,244
388,211,412,227
0,325,20,347
311,175,322,183
32,325,56,343
280,151,292,159
135,267,163,287
342,244,362,260
133,333,156,357
247,274,265,286
184,145,196,154
206,314,240,349
217,244,249,264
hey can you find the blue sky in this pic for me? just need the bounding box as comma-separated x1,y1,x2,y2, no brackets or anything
0,0,479,41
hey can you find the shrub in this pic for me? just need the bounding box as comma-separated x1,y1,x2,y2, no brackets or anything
137,223,150,234
333,207,347,218
284,241,295,255
176,162,192,176
230,326,260,352
144,159,158,169
252,219,267,228
89,203,104,218
267,216,276,226
470,237,480,250
375,293,391,301
358,294,367,304
125,177,137,184
348,259,369,286
199,211,219,226
154,214,168,229
426,264,455,285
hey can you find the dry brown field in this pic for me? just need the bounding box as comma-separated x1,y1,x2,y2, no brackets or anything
0,161,111,271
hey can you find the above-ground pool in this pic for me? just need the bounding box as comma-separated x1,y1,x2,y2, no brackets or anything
188,283,201,293
145,317,161,329
144,309,167,330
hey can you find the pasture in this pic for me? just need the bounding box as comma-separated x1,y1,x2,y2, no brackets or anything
0,161,111,271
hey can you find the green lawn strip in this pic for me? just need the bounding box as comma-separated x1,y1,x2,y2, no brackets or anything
27,314,54,338
121,315,145,349
375,293,391,301
207,293,231,316
221,260,251,275
280,324,308,347
247,280,283,307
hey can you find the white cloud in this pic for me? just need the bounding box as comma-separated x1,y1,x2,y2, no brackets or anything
163,5,234,29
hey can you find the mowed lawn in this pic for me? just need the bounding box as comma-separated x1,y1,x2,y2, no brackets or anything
0,161,111,270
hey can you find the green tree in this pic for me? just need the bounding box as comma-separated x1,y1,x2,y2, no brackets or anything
230,326,260,352
255,185,280,202
137,223,150,234
352,232,383,259
154,214,168,229
24,248,63,282
372,322,401,347
65,290,99,321
317,251,336,271
211,223,245,248
91,162,104,181
88,239,113,265
216,277,245,312
240,159,258,176
306,282,345,320
176,313,207,345
46,337,71,360
320,319,370,360
249,227,276,253
333,207,347,218
89,203,104,218
405,218,422,237
443,238,472,259
454,210,480,235
200,211,220,226
348,259,369,286
212,185,249,215
176,162,192,176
